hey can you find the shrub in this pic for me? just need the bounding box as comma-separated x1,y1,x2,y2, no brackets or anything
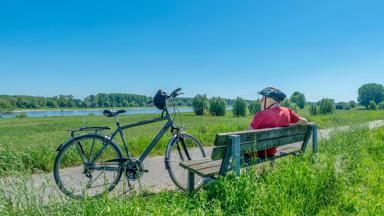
357,83,384,108
309,104,318,115
15,112,28,118
248,101,261,115
0,99,14,115
232,97,247,117
336,102,351,110
335,104,343,110
209,97,226,116
349,100,356,108
319,98,335,114
192,94,209,115
368,100,377,110
290,91,306,109
281,99,298,112
378,101,384,110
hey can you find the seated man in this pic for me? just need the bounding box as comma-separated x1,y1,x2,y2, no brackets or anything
249,87,308,158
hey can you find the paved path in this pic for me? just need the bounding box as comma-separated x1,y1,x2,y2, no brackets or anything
1,120,383,205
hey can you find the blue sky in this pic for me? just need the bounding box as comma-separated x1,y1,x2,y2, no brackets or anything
1,0,383,102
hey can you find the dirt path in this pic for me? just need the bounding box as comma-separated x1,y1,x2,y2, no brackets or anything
1,120,383,205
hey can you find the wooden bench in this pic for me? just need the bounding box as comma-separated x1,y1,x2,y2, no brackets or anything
180,123,318,191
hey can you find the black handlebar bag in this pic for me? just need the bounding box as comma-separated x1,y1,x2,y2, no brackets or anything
154,89,167,110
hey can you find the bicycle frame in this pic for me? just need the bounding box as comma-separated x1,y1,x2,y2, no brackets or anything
90,108,174,164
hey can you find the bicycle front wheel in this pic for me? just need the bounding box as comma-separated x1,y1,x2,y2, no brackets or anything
165,133,206,191
53,134,123,199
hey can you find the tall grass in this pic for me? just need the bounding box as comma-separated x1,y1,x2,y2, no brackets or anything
2,127,383,215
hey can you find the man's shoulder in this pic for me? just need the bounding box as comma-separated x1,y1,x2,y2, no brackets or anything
275,106,293,113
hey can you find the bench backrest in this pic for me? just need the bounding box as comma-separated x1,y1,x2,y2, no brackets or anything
211,123,316,160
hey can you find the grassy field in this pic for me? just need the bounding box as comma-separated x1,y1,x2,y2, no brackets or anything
0,109,384,176
1,126,383,215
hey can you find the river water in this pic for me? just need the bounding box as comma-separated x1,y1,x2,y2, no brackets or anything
1,107,194,118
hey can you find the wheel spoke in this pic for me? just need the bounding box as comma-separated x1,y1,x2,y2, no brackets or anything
176,143,185,161
166,134,206,191
54,135,123,198
75,142,87,163
180,138,192,160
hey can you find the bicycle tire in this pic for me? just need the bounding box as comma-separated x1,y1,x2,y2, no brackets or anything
53,134,123,199
165,133,206,191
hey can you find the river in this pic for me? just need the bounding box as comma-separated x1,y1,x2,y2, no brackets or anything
1,107,194,118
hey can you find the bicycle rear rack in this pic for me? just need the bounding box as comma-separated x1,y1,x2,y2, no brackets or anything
68,126,111,138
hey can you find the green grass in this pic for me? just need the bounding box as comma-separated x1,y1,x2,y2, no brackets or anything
2,126,384,215
303,109,384,128
0,109,384,176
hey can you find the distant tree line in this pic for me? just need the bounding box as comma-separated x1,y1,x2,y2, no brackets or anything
0,93,240,113
0,93,201,111
3,83,383,115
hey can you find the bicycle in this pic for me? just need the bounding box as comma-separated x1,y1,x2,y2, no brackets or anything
53,88,206,198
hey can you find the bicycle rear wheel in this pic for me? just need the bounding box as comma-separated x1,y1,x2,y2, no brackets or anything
165,133,206,191
53,134,123,199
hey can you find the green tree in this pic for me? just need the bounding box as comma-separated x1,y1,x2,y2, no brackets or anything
281,99,298,112
0,99,14,114
309,104,318,115
358,83,384,108
209,97,226,116
232,97,247,117
248,101,261,115
349,100,356,108
290,91,306,109
378,101,384,110
368,100,377,110
319,98,335,114
192,94,209,115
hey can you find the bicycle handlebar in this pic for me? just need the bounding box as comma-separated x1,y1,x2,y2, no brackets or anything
168,88,183,98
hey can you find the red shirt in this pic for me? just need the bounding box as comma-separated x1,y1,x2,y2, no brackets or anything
250,106,300,157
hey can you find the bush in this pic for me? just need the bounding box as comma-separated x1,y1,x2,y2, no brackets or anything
309,104,318,115
319,98,335,114
281,99,298,112
209,97,226,116
232,97,247,117
349,100,356,108
15,112,28,118
248,101,261,115
378,101,384,110
0,99,14,115
192,94,209,115
368,100,377,110
335,104,343,110
357,83,384,108
335,102,351,110
290,91,306,109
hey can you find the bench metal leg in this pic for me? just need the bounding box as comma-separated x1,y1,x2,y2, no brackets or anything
312,125,318,153
229,135,241,176
188,171,195,192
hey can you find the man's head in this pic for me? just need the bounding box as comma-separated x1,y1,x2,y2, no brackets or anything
258,87,286,110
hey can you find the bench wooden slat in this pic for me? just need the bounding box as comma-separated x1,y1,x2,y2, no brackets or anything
181,159,222,171
179,158,211,167
214,125,308,147
180,159,222,177
195,165,221,177
211,133,306,160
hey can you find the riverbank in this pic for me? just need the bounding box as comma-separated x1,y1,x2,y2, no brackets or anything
12,106,193,112
1,107,193,118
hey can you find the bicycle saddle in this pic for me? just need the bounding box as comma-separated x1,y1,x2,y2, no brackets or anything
103,109,127,117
